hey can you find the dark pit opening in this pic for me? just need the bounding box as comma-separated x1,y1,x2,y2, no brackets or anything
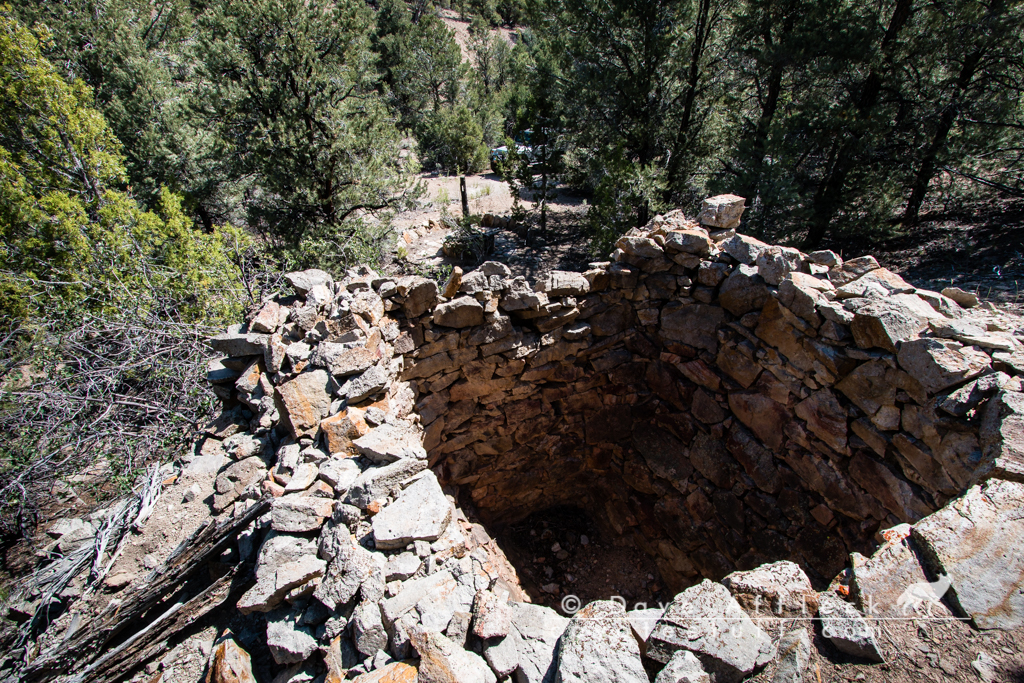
488,506,669,611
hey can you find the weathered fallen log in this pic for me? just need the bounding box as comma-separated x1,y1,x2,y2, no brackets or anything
22,495,271,682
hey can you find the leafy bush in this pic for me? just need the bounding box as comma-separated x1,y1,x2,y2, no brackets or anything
419,105,490,175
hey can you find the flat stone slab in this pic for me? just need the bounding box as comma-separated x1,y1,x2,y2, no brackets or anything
648,580,774,683
817,592,883,662
372,471,451,550
912,478,1024,629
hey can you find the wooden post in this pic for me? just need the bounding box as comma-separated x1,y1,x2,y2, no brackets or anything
460,176,469,218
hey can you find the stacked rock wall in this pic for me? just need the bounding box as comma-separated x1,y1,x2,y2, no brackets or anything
196,194,1024,681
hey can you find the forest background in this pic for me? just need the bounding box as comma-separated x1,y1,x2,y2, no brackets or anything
0,0,1021,537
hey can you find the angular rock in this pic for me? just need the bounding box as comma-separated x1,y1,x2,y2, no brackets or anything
556,600,648,683
411,629,496,683
267,607,318,665
850,300,927,353
213,457,267,511
434,296,485,328
311,344,376,378
829,255,879,286
372,471,452,550
353,601,389,657
897,338,991,394
386,552,422,582
538,271,589,296
912,478,1024,629
284,462,319,492
794,389,847,453
237,555,326,615
977,390,1024,482
349,662,418,683
277,370,332,438
483,601,568,683
344,365,389,403
836,268,915,299
722,561,817,617
210,331,268,357
315,541,379,610
354,423,426,464
721,233,770,265
271,495,335,533
941,286,979,308
849,524,943,619
755,246,801,286
285,269,332,295
207,638,257,683
318,457,361,492
661,302,726,353
816,592,883,662
718,265,769,317
697,195,746,229
381,570,455,625
321,408,370,455
473,588,512,639
346,458,428,508
647,580,774,683
770,630,810,683
617,235,665,259
402,278,439,318
664,229,713,257
654,651,710,683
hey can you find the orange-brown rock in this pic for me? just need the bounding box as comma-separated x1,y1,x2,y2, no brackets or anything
205,639,255,683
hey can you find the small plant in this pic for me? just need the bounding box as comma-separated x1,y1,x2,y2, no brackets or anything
435,186,451,206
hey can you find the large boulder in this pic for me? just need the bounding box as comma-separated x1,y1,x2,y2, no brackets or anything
850,300,928,353
977,390,1024,482
718,265,769,316
285,269,332,295
647,580,774,683
554,601,648,683
911,478,1024,629
849,524,946,619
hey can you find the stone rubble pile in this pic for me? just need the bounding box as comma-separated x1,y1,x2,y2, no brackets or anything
191,193,1024,682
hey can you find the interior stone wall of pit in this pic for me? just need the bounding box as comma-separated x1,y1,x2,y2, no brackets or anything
393,227,993,592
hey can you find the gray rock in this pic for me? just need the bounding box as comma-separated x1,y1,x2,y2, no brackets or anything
353,423,427,464
345,458,427,508
911,478,1024,629
343,365,389,403
755,246,802,286
849,524,945,619
770,630,810,683
402,277,439,318
654,651,710,683
721,233,770,265
317,522,353,563
977,390,1024,483
538,271,590,296
207,357,242,384
271,496,335,533
697,194,746,230
257,533,318,576
314,541,378,610
213,457,267,511
722,561,817,617
663,229,712,257
718,264,769,316
816,592,883,662
285,269,332,295
210,331,268,357
626,608,663,651
447,611,473,647
385,552,422,582
276,369,333,439
434,296,485,328
380,569,454,625
266,607,318,664
555,600,648,683
237,555,326,614
372,471,452,549
483,601,568,683
310,343,375,377
411,628,497,683
284,462,318,492
317,457,361,492
850,300,928,353
647,580,774,683
353,601,389,657
660,302,726,353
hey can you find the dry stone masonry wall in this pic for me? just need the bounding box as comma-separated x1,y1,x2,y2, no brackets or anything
196,193,1024,682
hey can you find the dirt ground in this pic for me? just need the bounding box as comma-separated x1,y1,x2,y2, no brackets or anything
491,506,669,613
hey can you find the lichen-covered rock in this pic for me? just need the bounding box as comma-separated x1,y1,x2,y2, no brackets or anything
372,471,452,550
554,601,648,683
897,338,991,394
434,296,485,328
410,629,496,683
484,601,568,683
276,369,332,438
654,651,710,683
850,300,928,353
697,194,746,230
722,561,817,617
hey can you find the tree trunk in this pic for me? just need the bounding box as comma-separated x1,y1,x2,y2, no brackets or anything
663,0,712,200
804,0,914,247
902,48,987,225
460,175,469,218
